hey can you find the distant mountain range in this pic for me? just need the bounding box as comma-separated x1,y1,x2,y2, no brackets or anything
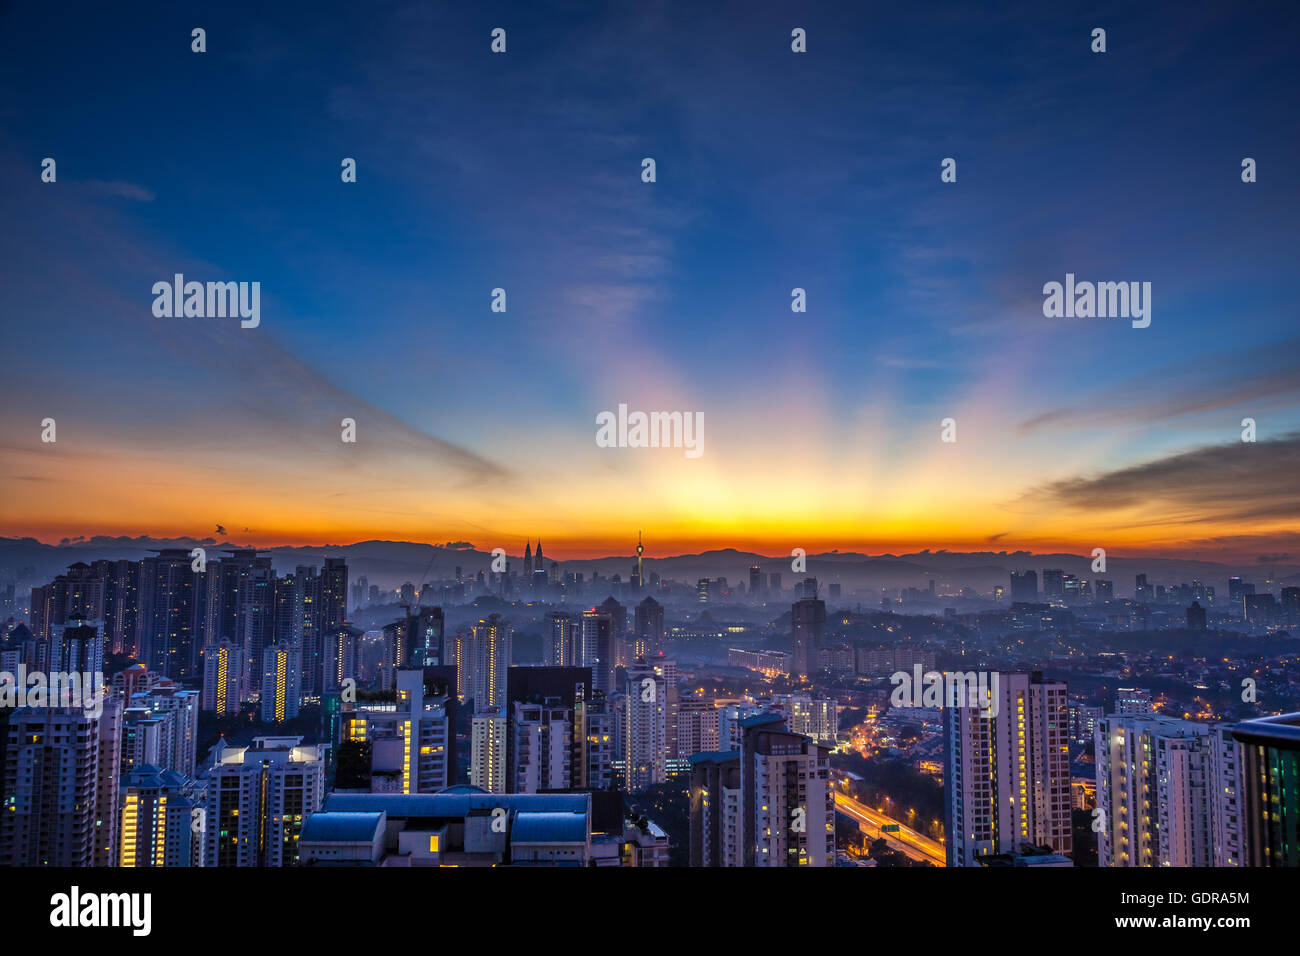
2,536,1296,594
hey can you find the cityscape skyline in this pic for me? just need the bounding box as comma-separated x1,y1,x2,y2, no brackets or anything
2,0,1298,909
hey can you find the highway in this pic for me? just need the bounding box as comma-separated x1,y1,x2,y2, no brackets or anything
833,791,946,866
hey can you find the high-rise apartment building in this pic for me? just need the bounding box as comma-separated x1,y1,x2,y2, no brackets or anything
200,736,325,867
471,707,508,793
1095,713,1241,867
944,672,1071,866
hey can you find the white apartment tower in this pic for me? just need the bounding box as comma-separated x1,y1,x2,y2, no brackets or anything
944,672,1071,865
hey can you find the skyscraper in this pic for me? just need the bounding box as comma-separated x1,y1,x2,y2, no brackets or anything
261,643,302,723
790,595,826,678
1009,570,1038,602
202,641,244,716
1,703,121,867
340,668,454,795
462,614,512,709
579,608,615,695
138,549,200,680
624,658,667,792
471,707,508,793
739,712,834,867
119,765,203,867
944,672,1071,866
546,611,576,666
633,596,664,659
200,736,325,867
1095,713,1240,867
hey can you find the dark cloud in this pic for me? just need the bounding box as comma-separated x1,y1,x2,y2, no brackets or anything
1031,432,1300,523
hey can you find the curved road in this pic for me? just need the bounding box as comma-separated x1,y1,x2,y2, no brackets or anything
834,791,946,866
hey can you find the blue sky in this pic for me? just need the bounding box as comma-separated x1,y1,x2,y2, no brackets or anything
1,0,1297,557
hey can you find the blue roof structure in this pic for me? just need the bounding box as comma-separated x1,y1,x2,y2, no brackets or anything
300,811,384,843
509,811,589,844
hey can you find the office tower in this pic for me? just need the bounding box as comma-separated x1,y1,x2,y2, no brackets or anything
1135,573,1152,602
696,578,711,604
471,707,508,793
579,608,615,695
1282,587,1300,626
202,641,244,715
768,572,782,594
769,694,837,745
829,582,841,602
1233,712,1300,866
1094,579,1114,603
119,765,203,867
944,672,1071,866
1009,570,1038,602
533,540,548,590
790,595,827,678
1041,569,1065,598
523,540,533,579
200,736,325,867
340,668,455,795
624,658,667,792
1,703,120,867
1243,593,1277,625
261,643,302,723
1227,576,1254,608
748,565,763,597
1095,714,1238,867
461,614,512,709
545,611,576,666
1186,600,1208,630
634,596,664,659
1115,687,1155,715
